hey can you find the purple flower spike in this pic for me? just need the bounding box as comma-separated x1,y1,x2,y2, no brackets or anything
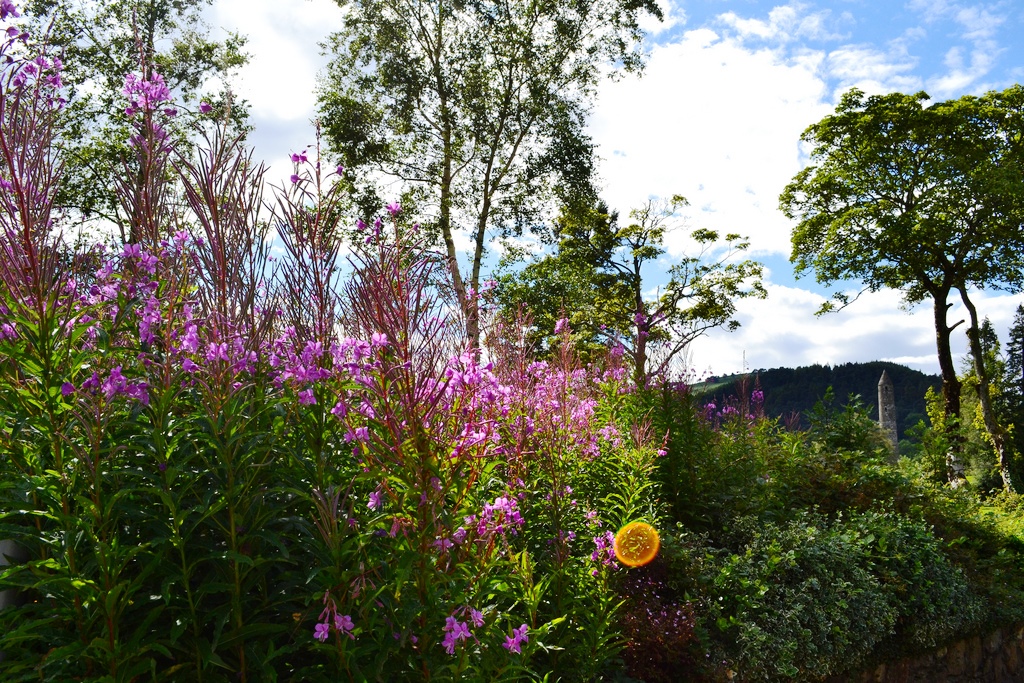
122,72,171,117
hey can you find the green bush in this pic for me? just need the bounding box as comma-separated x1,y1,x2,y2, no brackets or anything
690,510,983,681
701,512,895,681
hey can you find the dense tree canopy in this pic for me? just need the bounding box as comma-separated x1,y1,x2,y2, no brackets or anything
497,197,765,385
24,0,248,229
317,0,661,346
781,86,1024,485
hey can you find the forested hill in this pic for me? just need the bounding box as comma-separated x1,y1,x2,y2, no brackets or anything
696,361,941,438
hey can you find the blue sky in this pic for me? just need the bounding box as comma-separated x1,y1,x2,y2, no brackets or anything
207,0,1024,378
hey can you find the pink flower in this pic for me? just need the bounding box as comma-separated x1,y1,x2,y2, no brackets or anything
334,614,355,639
102,366,127,400
442,631,457,655
386,202,401,216
503,624,529,654
345,426,370,443
313,622,330,642
290,174,300,184
1,1,21,20
199,101,213,114
441,616,472,654
122,72,171,117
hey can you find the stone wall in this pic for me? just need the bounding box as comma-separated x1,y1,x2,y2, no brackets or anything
832,624,1024,683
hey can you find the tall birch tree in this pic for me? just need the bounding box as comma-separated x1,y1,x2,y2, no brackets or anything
317,0,661,347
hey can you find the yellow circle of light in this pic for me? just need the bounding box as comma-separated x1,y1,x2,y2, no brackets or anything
614,521,660,567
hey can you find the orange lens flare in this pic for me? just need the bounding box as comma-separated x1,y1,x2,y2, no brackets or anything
613,521,660,567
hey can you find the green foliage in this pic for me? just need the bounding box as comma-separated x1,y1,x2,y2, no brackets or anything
7,12,1024,679
317,0,662,344
700,361,940,437
1005,305,1024,429
782,86,1024,310
651,383,718,529
25,0,249,227
496,197,765,385
704,513,897,681
805,388,890,454
781,85,1024,480
643,379,1024,681
690,510,983,681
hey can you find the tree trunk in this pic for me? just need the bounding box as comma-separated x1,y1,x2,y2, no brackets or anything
933,290,967,486
431,17,471,348
960,289,1014,492
467,177,494,351
438,134,469,342
632,285,648,387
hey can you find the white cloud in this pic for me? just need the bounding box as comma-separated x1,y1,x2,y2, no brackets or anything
687,281,1024,378
927,41,1000,96
588,29,831,260
716,1,851,44
717,3,849,43
907,0,955,23
208,0,345,184
955,6,1004,40
906,0,1008,95
640,0,687,36
211,0,344,121
824,44,921,95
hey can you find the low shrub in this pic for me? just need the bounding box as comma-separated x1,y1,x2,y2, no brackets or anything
688,510,983,681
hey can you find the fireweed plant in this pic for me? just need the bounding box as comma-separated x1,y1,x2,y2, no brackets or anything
0,7,666,681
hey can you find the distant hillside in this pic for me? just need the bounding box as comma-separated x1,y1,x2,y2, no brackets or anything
695,361,941,439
